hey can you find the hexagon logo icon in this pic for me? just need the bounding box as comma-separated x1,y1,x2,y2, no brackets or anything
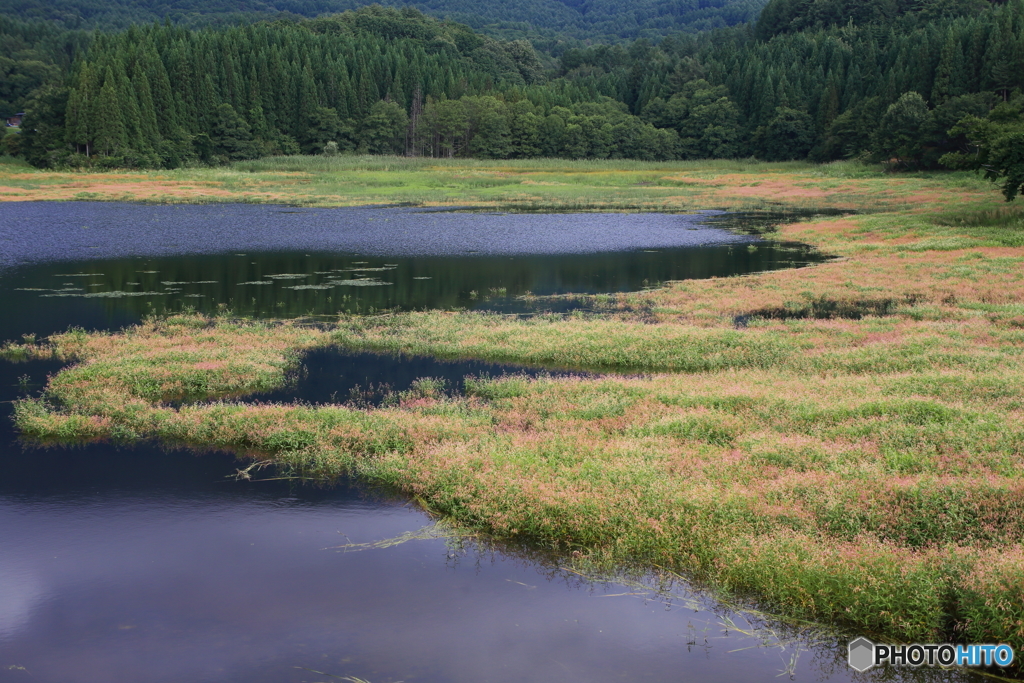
848,637,875,672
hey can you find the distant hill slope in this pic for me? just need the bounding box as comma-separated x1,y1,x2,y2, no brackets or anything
755,0,1001,39
0,0,769,40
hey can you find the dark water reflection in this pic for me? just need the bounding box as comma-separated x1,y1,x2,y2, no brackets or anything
0,204,989,682
0,203,825,342
244,347,588,407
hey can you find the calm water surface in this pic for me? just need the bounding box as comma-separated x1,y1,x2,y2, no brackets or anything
0,203,984,682
0,202,826,340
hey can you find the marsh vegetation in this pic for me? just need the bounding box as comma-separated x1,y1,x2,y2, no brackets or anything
3,158,1023,670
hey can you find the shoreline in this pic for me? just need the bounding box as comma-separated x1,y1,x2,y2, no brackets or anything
4,157,1024,655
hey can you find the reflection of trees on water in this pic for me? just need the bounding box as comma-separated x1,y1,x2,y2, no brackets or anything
7,241,825,329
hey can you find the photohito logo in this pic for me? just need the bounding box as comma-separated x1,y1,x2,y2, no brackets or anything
848,637,1015,671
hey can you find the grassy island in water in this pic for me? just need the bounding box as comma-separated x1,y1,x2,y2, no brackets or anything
3,155,1024,651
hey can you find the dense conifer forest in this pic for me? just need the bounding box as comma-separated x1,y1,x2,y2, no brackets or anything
3,0,1023,195
0,0,768,40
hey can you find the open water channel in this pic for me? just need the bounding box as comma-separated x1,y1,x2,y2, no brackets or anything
0,203,985,682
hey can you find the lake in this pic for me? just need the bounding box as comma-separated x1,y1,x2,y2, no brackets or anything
0,202,826,339
0,203,979,682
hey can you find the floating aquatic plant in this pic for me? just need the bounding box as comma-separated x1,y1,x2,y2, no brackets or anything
327,279,392,287
41,290,166,298
161,280,219,285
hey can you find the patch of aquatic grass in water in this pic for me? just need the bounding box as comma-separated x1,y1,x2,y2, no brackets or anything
1,336,52,362
715,531,961,641
13,396,111,442
325,279,393,287
957,548,1024,647
13,314,328,410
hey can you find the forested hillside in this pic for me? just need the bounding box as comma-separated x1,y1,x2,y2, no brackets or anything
0,0,768,41
7,0,1024,187
0,16,90,117
755,0,1003,39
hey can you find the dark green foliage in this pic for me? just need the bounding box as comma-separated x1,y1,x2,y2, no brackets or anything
875,92,931,167
31,7,594,166
753,107,816,161
942,96,1024,201
209,103,259,161
305,106,355,153
921,91,996,166
0,0,769,42
506,99,541,158
756,0,995,39
419,98,470,157
463,95,511,158
643,80,743,159
9,0,1024,168
3,129,22,156
0,15,88,117
18,82,69,167
359,99,408,154
93,70,127,156
812,97,883,161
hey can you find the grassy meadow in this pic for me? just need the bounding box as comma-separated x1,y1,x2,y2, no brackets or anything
3,156,1024,651
0,153,1000,213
